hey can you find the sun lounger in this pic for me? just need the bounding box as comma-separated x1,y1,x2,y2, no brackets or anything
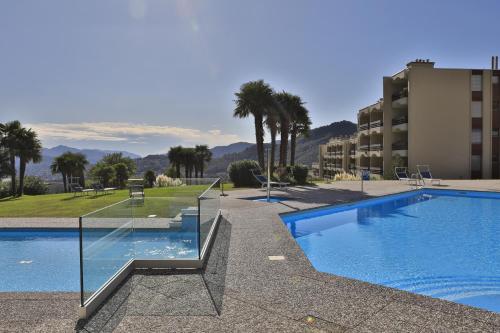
251,170,289,189
417,165,441,185
71,184,94,196
394,167,419,186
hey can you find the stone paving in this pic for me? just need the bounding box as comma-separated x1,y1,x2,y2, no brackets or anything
2,180,500,332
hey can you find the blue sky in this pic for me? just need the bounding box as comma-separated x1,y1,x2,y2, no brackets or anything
1,0,499,156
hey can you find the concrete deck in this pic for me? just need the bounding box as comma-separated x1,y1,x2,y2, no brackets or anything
2,180,500,332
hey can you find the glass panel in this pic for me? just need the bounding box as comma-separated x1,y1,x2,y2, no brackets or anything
133,196,199,260
80,199,135,304
472,129,482,144
79,178,221,305
471,101,482,118
198,179,221,254
471,75,482,91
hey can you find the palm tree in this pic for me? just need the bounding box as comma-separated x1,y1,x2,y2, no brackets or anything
195,145,212,178
265,106,279,170
50,152,88,192
234,80,275,170
68,153,89,187
0,123,11,179
17,128,42,196
274,92,292,167
168,146,183,178
181,147,196,178
51,155,70,192
0,121,22,196
289,99,311,166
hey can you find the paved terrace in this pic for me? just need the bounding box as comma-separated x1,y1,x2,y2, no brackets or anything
2,180,500,332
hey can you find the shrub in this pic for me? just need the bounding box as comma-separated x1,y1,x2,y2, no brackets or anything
0,180,11,198
156,175,183,187
227,160,260,187
144,170,156,188
333,171,360,181
22,176,48,195
290,165,309,185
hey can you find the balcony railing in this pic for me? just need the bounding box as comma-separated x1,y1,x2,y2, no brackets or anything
392,116,408,126
359,144,370,151
369,143,383,151
359,123,370,131
370,120,383,128
392,141,408,150
391,87,408,101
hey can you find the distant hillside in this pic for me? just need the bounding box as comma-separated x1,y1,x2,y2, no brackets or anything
26,121,357,179
26,145,141,180
210,142,253,158
42,145,141,162
205,120,357,176
134,154,170,176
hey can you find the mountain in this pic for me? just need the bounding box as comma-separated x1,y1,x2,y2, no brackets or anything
210,142,253,159
25,121,357,179
26,145,141,180
204,120,357,176
133,142,252,175
42,145,141,163
134,154,170,176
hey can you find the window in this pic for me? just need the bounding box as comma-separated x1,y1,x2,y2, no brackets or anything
471,75,482,91
471,101,482,117
493,76,499,84
472,129,482,144
471,155,481,172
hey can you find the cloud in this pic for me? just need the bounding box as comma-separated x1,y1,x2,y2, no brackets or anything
27,122,242,147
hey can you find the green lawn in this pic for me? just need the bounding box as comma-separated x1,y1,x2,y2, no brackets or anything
0,183,235,218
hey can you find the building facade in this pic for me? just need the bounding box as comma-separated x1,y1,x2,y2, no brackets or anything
318,58,500,180
319,135,357,179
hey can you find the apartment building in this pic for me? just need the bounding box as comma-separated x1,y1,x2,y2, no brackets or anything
318,135,357,179
318,57,500,180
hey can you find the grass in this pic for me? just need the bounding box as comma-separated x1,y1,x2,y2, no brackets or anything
0,183,235,218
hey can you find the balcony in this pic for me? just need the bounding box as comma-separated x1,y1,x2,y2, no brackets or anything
370,143,383,151
359,123,370,131
392,88,408,108
359,144,370,151
392,141,408,157
370,120,383,129
392,116,408,132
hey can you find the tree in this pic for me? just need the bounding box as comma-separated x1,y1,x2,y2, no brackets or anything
113,163,129,188
168,146,183,178
275,91,299,167
17,128,42,196
92,165,115,187
289,98,311,166
50,152,88,192
0,121,22,196
144,170,156,188
0,123,11,179
51,155,71,193
234,80,275,170
195,145,212,178
180,147,196,178
265,105,279,170
101,153,136,175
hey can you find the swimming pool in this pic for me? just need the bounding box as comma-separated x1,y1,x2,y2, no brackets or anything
0,228,197,292
281,189,500,313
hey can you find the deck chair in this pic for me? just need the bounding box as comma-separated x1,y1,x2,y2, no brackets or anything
417,165,441,185
251,170,289,189
394,167,419,186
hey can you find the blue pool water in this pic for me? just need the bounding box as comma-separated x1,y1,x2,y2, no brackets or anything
0,229,197,292
281,189,500,313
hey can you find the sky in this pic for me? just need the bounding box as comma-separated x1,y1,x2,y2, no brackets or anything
1,0,499,156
